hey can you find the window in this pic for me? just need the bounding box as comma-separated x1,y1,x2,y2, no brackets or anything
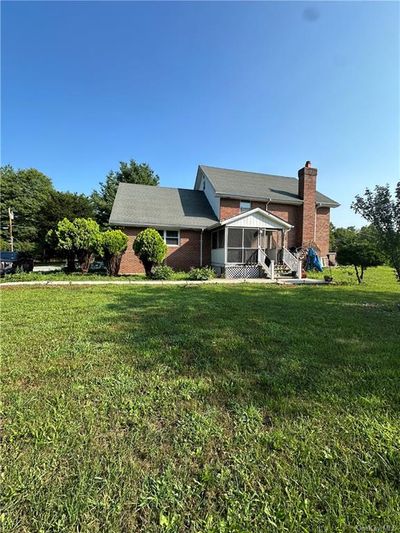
240,200,251,213
157,230,180,246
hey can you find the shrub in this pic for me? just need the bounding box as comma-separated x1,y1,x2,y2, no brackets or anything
336,240,384,283
133,228,167,277
47,218,102,273
101,230,128,276
188,266,216,281
151,265,174,280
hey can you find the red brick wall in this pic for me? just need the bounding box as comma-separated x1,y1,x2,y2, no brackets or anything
268,203,301,248
119,227,209,274
220,199,270,220
220,198,240,220
315,207,330,257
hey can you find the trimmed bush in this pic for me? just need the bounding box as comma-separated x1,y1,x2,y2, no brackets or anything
151,265,174,280
48,218,102,273
101,230,128,276
188,266,216,281
133,228,167,277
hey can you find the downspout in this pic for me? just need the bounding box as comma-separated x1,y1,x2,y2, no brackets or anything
200,228,204,266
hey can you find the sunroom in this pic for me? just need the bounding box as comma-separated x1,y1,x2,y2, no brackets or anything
209,208,301,279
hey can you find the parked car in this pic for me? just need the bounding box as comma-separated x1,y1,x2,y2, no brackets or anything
0,251,34,276
88,261,107,274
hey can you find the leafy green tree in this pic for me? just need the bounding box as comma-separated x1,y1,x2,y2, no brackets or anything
101,230,128,276
91,160,159,227
132,228,167,276
48,218,102,273
352,183,400,281
336,237,384,283
330,226,357,251
0,165,54,255
38,191,94,259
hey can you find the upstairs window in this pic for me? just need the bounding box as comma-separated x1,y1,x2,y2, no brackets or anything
240,200,251,213
157,230,180,246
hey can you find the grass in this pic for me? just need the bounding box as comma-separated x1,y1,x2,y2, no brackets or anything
0,270,190,283
1,266,399,532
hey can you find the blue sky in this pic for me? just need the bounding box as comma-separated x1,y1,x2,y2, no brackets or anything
2,1,399,227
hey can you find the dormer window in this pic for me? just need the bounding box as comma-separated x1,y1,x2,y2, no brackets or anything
240,200,251,213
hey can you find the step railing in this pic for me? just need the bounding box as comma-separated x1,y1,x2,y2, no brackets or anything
282,247,302,279
258,248,275,280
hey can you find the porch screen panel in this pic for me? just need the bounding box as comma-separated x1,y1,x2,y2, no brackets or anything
228,228,242,247
227,249,243,263
227,228,258,264
227,228,243,263
243,229,258,264
243,229,258,248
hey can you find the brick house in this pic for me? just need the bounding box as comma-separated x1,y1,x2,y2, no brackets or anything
109,162,339,279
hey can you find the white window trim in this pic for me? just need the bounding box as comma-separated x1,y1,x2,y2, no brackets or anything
158,229,180,247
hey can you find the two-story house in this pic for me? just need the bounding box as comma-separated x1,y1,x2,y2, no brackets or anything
109,162,339,279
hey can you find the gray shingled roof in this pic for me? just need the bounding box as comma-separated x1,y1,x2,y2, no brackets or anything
198,165,339,207
109,183,218,228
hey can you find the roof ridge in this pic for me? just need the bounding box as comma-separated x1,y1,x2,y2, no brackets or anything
199,164,297,181
119,183,203,193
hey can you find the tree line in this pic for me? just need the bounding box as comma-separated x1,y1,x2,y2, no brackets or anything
0,159,159,258
329,182,400,282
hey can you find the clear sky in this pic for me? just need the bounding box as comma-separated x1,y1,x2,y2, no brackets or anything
2,1,399,227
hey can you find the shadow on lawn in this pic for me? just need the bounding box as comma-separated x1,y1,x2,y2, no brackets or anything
96,285,399,412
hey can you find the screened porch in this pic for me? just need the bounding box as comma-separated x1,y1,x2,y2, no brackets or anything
209,208,301,279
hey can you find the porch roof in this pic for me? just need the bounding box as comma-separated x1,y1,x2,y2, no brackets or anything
207,208,293,231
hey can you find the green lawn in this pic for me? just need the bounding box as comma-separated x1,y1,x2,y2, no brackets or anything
1,266,399,532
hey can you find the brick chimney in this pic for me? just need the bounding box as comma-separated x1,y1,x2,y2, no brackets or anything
298,161,317,245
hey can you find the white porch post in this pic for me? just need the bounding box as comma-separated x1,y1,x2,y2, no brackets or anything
297,259,302,279
224,226,228,265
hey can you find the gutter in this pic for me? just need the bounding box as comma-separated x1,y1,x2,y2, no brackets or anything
109,221,214,230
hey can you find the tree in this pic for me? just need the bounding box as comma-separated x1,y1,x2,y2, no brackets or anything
132,228,167,276
91,160,159,227
336,238,384,283
48,218,102,273
38,191,94,259
352,183,400,281
0,165,54,255
101,230,128,276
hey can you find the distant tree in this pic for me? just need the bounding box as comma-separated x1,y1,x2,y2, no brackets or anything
330,226,357,251
38,191,94,258
132,228,167,276
336,237,384,283
101,230,128,276
352,183,400,281
91,160,159,227
48,218,102,273
0,165,54,255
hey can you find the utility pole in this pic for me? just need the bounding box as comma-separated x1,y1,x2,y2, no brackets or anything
8,208,14,252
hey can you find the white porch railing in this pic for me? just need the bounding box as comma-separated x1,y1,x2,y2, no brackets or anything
258,248,275,280
282,247,302,279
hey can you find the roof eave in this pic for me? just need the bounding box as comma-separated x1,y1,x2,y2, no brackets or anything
214,192,303,205
109,221,214,230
